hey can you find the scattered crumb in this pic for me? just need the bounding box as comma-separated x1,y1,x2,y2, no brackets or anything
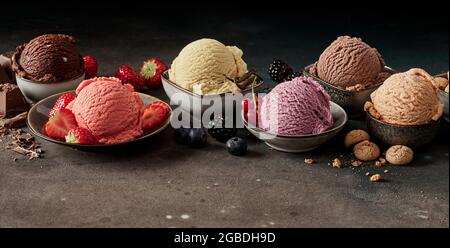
13,158,17,162
351,160,362,167
256,178,261,182
365,172,371,176
304,158,315,164
180,214,190,220
370,174,381,182
166,215,173,220
384,170,389,173
332,158,342,168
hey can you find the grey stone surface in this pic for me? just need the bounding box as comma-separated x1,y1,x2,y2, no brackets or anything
0,14,448,227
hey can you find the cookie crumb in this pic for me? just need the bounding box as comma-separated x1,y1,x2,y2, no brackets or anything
365,172,371,176
370,174,381,182
332,158,342,168
384,170,389,173
304,158,315,165
351,160,362,167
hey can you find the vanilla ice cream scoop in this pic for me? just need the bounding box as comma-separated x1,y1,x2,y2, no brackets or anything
169,38,248,95
365,68,443,125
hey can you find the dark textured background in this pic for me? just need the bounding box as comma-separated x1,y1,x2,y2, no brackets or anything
0,4,448,227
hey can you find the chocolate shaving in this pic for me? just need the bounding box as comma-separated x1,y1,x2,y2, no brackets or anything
0,126,43,160
235,70,259,90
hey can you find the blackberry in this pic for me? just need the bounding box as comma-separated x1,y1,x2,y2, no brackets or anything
285,72,302,81
268,59,293,83
208,115,237,143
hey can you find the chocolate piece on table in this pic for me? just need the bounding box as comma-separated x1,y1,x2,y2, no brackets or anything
0,111,27,128
0,83,30,119
0,52,15,84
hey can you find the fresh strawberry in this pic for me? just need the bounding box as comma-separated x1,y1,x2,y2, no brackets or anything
116,65,145,91
140,58,167,88
44,108,78,140
48,92,76,117
83,56,98,79
65,127,98,145
142,101,170,130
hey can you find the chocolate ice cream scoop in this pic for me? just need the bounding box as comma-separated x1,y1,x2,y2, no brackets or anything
12,34,84,83
315,36,385,91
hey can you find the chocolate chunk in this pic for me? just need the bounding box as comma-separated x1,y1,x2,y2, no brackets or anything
0,52,15,84
0,83,29,119
0,112,27,128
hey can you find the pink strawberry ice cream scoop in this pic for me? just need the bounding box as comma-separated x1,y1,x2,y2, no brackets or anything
260,76,334,136
69,77,144,144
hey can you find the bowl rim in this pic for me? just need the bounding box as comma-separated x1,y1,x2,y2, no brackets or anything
161,70,264,97
26,91,172,148
15,72,85,85
242,101,348,139
365,109,440,128
303,65,397,94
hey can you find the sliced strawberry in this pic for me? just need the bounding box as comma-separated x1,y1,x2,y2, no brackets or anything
65,127,98,145
48,93,76,117
140,58,167,88
44,108,78,140
142,101,169,130
83,56,98,79
116,65,145,91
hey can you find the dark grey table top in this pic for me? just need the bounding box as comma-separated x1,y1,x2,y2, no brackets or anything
0,14,448,227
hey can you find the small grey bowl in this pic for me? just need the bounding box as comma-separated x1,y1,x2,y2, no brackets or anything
303,65,396,118
438,90,449,122
434,73,449,122
366,112,440,148
243,102,347,153
161,70,263,115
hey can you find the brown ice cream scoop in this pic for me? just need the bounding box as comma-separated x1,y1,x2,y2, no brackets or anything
353,140,380,161
12,34,84,83
385,145,414,165
316,36,385,91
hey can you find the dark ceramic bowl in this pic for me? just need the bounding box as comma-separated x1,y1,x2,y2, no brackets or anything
366,112,440,148
304,65,397,118
27,91,172,150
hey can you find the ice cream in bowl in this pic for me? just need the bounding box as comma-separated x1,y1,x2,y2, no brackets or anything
242,76,347,152
162,38,263,115
365,68,443,147
12,34,85,102
304,36,395,117
27,77,172,149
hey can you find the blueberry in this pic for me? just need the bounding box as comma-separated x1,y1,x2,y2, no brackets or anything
226,137,247,156
174,128,190,144
188,128,207,148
